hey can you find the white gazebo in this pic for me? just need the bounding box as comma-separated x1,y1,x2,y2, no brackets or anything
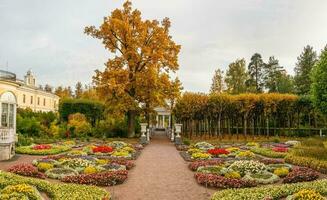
0,91,17,161
154,107,171,129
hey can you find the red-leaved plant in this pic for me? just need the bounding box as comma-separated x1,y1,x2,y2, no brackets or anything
7,163,45,179
62,170,128,186
283,167,319,183
272,147,288,152
194,173,256,188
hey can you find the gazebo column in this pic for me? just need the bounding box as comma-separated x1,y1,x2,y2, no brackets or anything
156,115,159,128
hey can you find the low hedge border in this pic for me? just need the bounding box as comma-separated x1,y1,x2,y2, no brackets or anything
211,179,327,200
0,171,110,200
16,145,71,155
285,154,327,174
251,147,287,158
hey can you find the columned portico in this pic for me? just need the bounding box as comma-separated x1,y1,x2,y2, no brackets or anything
154,107,171,129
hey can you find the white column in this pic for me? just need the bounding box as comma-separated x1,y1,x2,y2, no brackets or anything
156,115,159,128
162,115,165,128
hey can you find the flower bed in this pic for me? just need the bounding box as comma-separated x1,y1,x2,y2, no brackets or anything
285,154,327,174
189,160,224,171
7,164,45,179
45,168,79,179
283,167,320,183
208,148,230,157
251,147,287,158
211,179,327,200
194,173,256,189
16,144,71,155
272,147,288,152
0,183,42,200
62,170,128,186
92,146,113,153
0,171,110,200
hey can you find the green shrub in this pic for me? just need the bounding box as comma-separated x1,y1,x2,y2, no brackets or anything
16,134,33,147
183,138,191,146
291,146,327,161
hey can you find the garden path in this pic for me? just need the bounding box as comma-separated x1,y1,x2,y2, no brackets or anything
110,132,215,200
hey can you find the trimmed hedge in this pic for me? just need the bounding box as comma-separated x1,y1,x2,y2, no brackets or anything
59,99,104,125
211,179,327,200
0,171,110,200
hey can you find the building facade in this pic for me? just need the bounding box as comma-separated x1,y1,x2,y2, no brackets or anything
0,70,59,112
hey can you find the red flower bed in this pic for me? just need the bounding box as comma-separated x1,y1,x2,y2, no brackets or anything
7,163,45,179
272,147,288,152
62,170,128,186
189,160,224,171
283,167,319,183
194,173,256,188
92,146,113,153
208,148,229,156
32,144,52,150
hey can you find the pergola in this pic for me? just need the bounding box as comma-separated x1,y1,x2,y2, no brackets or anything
0,91,17,161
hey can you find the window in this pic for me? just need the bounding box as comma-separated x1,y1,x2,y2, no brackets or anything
54,100,56,109
31,96,33,104
37,97,40,105
23,94,26,103
9,104,14,128
43,98,46,106
1,103,8,127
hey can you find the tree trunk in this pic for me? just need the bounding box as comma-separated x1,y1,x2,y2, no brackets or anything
127,110,136,138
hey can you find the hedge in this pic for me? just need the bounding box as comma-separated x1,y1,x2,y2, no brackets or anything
59,99,104,125
285,154,327,174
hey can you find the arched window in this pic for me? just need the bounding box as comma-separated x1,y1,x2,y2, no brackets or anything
0,92,16,128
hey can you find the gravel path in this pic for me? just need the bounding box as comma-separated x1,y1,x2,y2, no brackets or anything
110,133,215,200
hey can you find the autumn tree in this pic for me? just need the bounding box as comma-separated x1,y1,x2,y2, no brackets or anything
75,82,83,98
55,86,73,99
85,1,181,137
247,53,265,93
210,68,224,94
225,59,248,94
294,45,317,95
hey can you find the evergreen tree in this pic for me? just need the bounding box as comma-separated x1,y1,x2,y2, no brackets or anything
311,47,327,116
247,53,264,93
276,72,294,93
263,56,283,92
294,45,317,95
210,68,224,93
44,84,53,93
225,59,248,94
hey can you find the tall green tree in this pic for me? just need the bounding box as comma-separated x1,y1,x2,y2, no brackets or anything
311,47,327,116
294,45,317,95
264,56,283,92
276,72,294,93
247,53,264,93
210,68,224,93
225,59,248,94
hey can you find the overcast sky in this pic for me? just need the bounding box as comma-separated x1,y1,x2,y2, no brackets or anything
0,0,327,92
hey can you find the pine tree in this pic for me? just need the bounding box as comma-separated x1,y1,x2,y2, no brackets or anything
263,56,283,92
247,53,264,93
294,45,317,95
225,59,248,94
210,69,224,93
